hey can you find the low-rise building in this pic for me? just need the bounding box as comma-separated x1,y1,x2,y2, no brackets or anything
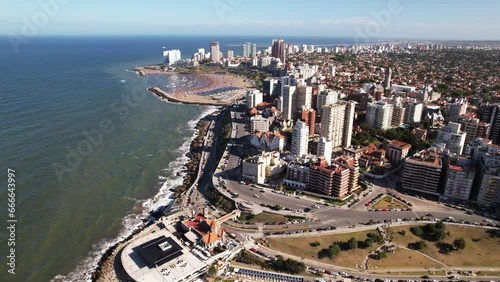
386,140,412,165
242,151,284,184
250,131,286,152
250,115,270,133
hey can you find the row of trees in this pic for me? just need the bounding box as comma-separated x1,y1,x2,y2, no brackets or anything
410,222,447,242
317,233,383,260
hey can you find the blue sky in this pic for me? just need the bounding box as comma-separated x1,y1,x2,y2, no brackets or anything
1,0,499,40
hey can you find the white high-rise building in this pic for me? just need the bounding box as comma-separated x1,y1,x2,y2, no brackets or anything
251,43,257,58
291,121,309,157
321,103,346,148
246,89,263,109
242,42,251,57
210,41,220,62
404,99,423,124
434,122,467,155
366,101,394,130
163,49,181,65
318,137,333,164
316,91,338,115
224,50,234,59
342,101,356,148
280,85,297,120
296,86,312,109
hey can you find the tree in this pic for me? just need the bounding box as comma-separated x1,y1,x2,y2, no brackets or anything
207,264,217,277
347,237,358,250
328,244,341,259
434,228,447,241
410,226,424,237
453,238,466,250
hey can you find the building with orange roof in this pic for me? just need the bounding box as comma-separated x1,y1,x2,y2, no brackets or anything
306,156,358,199
386,140,412,165
180,209,240,249
250,131,286,152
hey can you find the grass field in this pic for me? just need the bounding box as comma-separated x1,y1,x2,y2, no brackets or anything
372,196,409,210
389,225,500,267
239,212,289,223
262,230,381,268
368,247,441,269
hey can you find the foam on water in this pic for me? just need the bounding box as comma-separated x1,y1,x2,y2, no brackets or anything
53,105,218,281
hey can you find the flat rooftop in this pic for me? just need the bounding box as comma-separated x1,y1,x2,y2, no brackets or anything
121,229,207,281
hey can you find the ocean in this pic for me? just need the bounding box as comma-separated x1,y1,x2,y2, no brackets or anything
0,35,357,282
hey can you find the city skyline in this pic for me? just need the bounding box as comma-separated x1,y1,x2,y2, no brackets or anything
1,0,500,40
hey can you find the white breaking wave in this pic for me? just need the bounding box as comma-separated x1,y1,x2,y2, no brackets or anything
53,105,219,282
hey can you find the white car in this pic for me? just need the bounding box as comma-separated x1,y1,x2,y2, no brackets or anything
253,194,259,198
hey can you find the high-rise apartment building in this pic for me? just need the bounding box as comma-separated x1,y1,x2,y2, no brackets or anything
246,89,263,109
297,107,316,137
291,121,309,157
280,85,297,120
317,137,333,164
366,101,393,130
342,101,356,148
404,99,423,124
163,49,181,65
307,160,350,199
296,86,312,109
210,41,220,62
478,103,500,144
401,149,443,197
316,91,338,115
383,66,392,89
271,39,286,63
458,114,490,147
443,156,475,201
320,103,346,148
434,122,467,155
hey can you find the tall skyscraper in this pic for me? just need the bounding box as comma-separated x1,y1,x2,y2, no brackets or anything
271,39,286,63
210,41,220,62
251,43,257,58
383,66,392,89
342,101,356,148
280,85,296,120
291,121,309,157
320,103,346,148
296,85,312,109
316,91,338,116
242,42,251,57
478,103,500,145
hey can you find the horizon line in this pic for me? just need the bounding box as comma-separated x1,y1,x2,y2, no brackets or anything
1,34,499,42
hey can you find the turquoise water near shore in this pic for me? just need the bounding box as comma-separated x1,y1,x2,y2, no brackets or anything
0,36,357,281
